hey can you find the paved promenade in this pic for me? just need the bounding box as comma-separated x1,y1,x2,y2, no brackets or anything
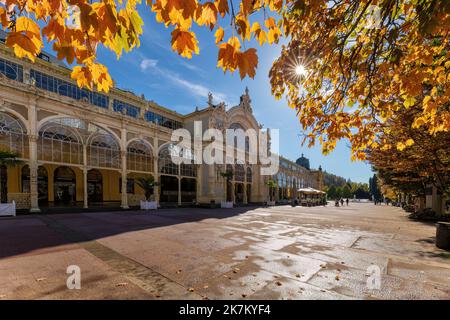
0,203,449,299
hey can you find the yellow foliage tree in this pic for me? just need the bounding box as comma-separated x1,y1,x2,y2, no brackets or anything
0,0,449,161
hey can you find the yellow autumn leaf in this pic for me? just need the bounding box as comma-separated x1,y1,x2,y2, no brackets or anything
214,27,224,44
171,28,199,58
405,138,414,147
403,96,416,108
396,142,406,151
15,16,41,35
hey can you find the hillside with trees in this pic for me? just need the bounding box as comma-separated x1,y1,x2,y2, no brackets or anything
323,171,371,200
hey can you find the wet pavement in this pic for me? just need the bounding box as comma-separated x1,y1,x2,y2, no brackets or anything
0,203,449,299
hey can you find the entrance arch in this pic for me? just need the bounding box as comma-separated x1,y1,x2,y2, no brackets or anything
0,165,7,203
87,169,103,203
235,183,244,204
181,178,196,203
54,166,76,205
21,165,49,204
160,175,178,203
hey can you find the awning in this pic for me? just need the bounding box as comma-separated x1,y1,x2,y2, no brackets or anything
297,187,326,195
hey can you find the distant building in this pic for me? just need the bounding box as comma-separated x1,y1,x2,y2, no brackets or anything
271,155,323,202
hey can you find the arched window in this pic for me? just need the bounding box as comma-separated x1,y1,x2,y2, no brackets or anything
127,140,153,173
229,123,250,153
87,129,120,169
0,112,28,158
235,164,245,182
39,118,82,164
158,144,179,176
180,163,197,177
277,174,282,187
178,145,196,177
246,166,252,183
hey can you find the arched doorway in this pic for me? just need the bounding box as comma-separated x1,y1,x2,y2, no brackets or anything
54,166,76,205
181,178,196,204
235,183,244,204
159,144,179,204
226,180,233,202
21,165,48,205
160,175,178,203
87,169,103,203
0,165,7,203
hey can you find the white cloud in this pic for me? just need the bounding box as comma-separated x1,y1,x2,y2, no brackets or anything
140,59,158,71
166,73,228,103
139,56,232,105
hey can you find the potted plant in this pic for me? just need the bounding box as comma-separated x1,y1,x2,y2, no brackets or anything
266,179,277,206
220,170,234,208
136,177,158,210
0,151,23,217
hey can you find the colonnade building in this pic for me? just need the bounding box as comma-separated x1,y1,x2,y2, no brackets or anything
0,34,322,212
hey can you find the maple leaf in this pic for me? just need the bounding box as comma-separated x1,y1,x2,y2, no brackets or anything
218,43,238,72
0,7,7,29
171,28,199,58
237,48,258,79
53,42,76,65
214,27,224,44
5,32,39,61
251,22,267,45
196,2,218,30
215,0,229,18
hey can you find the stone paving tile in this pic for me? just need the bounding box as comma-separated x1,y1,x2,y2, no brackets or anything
196,269,279,300
352,236,447,262
0,248,151,299
250,275,353,300
387,259,450,287
1,203,449,299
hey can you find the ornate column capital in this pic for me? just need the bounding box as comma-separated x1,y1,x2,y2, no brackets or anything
28,135,38,143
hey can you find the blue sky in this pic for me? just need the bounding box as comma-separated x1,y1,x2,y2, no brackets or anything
93,10,373,184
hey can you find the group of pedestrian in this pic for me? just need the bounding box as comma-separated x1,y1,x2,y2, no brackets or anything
335,198,350,207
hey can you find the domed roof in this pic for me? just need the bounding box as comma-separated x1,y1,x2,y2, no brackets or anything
296,154,310,170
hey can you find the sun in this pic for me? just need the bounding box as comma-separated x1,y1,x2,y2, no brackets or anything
295,64,308,77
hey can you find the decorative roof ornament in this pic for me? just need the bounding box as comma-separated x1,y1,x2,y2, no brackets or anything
296,153,311,170
207,92,214,107
239,87,252,112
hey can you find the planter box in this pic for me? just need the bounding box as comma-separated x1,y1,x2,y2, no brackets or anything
140,201,158,210
0,201,16,217
221,201,233,209
266,201,276,206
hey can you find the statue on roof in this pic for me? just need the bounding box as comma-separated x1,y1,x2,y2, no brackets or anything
207,92,214,107
239,87,252,112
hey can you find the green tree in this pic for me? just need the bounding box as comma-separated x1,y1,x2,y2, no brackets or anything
266,179,277,202
135,177,157,201
369,174,382,201
327,185,337,200
0,151,23,202
342,185,352,199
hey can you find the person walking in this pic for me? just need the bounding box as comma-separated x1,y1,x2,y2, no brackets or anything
346,198,349,206
340,198,344,207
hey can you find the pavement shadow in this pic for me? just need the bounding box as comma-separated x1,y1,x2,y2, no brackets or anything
0,206,261,259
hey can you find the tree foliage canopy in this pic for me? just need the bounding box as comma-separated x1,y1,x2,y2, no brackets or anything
0,0,448,163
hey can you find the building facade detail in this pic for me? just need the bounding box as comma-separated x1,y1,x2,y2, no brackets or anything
0,41,322,211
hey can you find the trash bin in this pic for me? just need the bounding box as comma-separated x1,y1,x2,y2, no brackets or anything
436,222,450,250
